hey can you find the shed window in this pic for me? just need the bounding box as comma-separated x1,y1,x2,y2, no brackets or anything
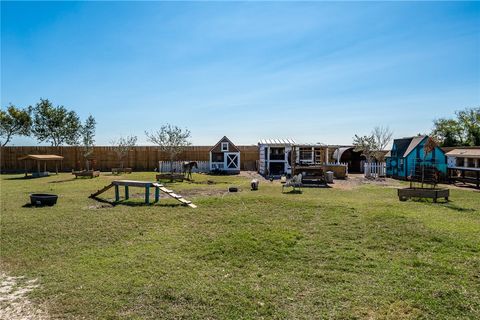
221,142,229,152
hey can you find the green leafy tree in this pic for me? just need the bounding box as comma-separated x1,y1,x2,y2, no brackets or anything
456,108,480,146
145,124,191,173
353,134,377,163
32,99,81,146
81,115,96,170
353,126,393,164
432,107,480,147
432,118,464,147
0,104,32,147
110,135,137,169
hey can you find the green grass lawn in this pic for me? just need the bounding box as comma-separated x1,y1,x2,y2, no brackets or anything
1,172,479,319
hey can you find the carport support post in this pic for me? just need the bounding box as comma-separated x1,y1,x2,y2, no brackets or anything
115,185,120,202
125,186,129,200
154,186,159,202
145,186,150,204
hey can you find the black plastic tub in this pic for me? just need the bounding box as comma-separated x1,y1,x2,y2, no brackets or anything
30,194,58,206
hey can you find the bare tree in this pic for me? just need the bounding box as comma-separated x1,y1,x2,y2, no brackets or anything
145,124,191,173
80,115,96,171
110,135,137,169
372,126,393,161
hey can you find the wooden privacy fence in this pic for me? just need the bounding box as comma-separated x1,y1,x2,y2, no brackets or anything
158,161,210,173
1,146,259,172
364,162,386,178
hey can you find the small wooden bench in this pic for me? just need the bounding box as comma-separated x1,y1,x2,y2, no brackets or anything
112,168,132,174
73,170,100,178
156,173,184,182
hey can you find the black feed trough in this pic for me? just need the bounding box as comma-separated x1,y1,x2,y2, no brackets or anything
30,194,58,206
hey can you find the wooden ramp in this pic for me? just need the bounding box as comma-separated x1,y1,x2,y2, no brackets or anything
89,180,197,208
90,183,114,198
152,183,197,208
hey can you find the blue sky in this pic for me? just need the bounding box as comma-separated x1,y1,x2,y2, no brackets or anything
2,1,479,146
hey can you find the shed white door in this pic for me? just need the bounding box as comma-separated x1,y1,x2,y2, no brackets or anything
225,153,239,170
259,146,266,174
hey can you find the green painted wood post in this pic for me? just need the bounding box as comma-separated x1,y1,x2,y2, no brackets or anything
155,186,159,202
145,186,150,204
125,186,129,200
115,185,120,202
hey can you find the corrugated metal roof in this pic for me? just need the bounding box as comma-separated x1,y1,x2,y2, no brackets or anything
258,138,296,145
332,147,354,160
445,148,480,158
293,142,326,147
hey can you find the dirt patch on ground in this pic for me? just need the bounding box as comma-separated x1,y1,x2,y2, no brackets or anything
331,174,402,190
239,171,268,181
84,203,114,210
187,179,227,185
0,273,48,320
175,188,229,198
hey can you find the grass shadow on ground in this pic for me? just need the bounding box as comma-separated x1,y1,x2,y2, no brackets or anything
22,203,56,208
409,198,449,204
409,198,477,212
89,196,183,208
3,176,35,180
441,202,477,213
282,189,303,195
119,201,183,208
48,178,77,184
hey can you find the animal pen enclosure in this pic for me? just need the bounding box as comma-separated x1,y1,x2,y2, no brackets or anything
1,146,259,172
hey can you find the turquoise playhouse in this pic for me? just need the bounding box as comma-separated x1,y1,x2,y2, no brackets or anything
385,135,447,179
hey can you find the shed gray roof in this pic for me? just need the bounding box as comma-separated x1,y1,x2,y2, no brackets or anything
445,148,480,158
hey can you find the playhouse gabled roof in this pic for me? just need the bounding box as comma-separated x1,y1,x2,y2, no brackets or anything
209,136,240,152
403,135,427,157
389,135,427,158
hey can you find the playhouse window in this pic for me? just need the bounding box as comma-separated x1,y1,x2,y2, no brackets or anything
221,142,229,152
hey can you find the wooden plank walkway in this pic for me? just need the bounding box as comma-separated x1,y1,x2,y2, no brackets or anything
152,183,197,208
89,180,197,208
